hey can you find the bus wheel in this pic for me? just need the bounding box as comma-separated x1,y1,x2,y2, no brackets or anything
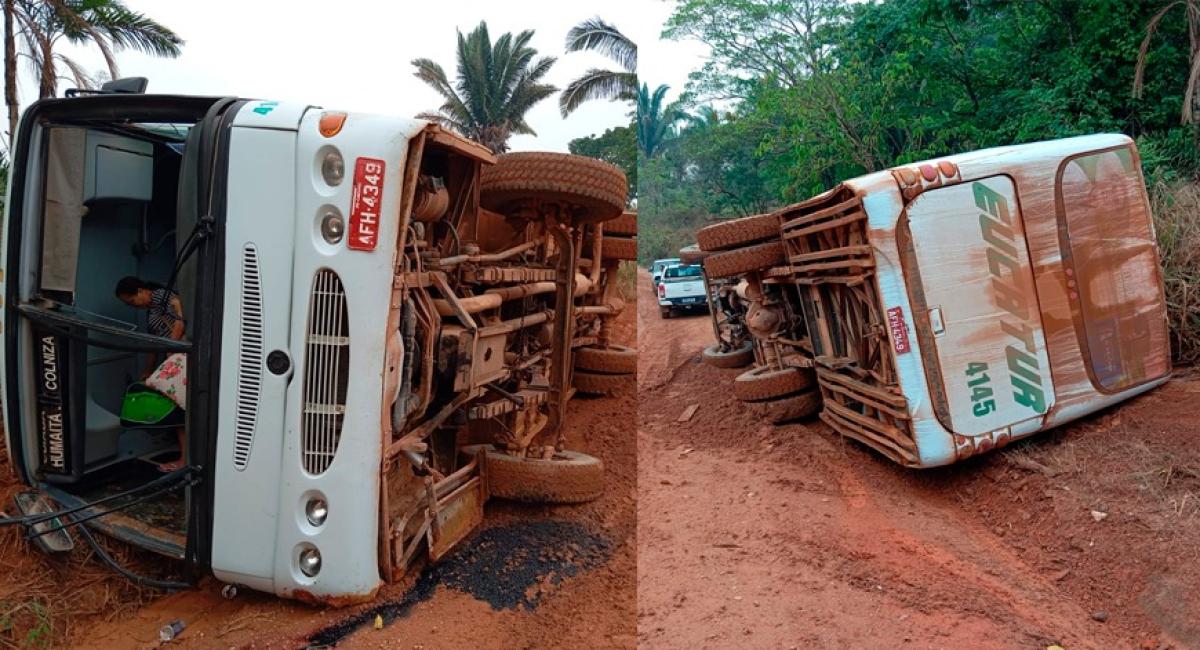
462,445,604,504
732,364,816,402
575,344,637,374
678,244,708,265
479,152,627,225
702,341,754,369
703,241,785,279
757,390,822,424
573,370,631,395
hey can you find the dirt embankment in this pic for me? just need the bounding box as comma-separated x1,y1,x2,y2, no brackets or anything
0,299,636,649
637,268,1200,650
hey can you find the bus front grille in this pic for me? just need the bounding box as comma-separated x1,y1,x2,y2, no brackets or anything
300,269,350,475
233,245,263,470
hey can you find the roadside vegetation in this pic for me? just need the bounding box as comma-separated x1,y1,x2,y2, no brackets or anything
642,0,1200,361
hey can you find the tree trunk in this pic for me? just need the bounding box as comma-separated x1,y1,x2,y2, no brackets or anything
4,0,16,148
39,41,54,99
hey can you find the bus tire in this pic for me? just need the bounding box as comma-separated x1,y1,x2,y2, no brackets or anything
575,345,637,374
702,341,754,369
596,236,637,261
697,213,780,251
759,390,822,424
480,152,627,224
463,445,604,504
573,370,631,394
606,211,638,236
703,241,785,279
678,244,708,265
733,365,816,402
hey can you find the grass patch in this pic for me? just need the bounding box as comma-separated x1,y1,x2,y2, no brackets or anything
1151,181,1200,365
0,600,52,649
616,261,637,302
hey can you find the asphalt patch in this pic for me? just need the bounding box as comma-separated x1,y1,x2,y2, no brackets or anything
305,520,611,647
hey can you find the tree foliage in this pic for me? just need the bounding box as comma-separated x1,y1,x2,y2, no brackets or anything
640,0,1200,264
636,83,684,157
15,0,181,99
412,21,557,154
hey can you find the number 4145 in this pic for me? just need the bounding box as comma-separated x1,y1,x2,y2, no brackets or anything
966,362,995,417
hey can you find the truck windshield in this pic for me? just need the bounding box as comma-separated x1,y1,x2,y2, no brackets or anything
665,265,702,279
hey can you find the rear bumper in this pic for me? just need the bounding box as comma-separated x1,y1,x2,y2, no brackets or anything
659,296,707,307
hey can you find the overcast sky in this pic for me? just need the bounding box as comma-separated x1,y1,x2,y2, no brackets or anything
28,0,710,152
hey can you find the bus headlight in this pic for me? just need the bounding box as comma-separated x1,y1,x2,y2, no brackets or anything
321,149,344,186
305,497,328,527
299,546,322,577
320,209,345,244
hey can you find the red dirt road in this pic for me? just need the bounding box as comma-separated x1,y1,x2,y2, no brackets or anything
637,269,1200,649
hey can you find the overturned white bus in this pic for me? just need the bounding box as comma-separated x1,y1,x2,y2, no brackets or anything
1,81,633,603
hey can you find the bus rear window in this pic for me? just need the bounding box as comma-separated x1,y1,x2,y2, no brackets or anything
1056,147,1170,392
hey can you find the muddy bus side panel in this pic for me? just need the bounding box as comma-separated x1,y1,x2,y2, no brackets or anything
210,122,299,593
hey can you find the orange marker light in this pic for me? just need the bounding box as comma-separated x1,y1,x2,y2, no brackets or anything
319,112,347,138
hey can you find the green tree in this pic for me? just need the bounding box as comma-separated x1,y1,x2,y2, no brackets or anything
643,0,1200,265
1133,0,1200,124
569,121,636,202
5,0,182,144
662,0,845,99
559,17,637,117
412,21,556,154
636,83,683,157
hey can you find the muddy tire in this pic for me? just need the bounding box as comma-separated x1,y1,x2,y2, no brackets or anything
702,341,754,369
462,445,604,504
575,344,637,374
697,213,780,252
703,241,785,279
573,370,631,394
659,307,673,319
480,152,627,224
759,390,822,424
678,244,708,265
733,365,816,402
596,236,637,261
606,211,638,236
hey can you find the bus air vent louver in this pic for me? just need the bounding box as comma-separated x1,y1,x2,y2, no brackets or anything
300,269,349,475
233,245,263,470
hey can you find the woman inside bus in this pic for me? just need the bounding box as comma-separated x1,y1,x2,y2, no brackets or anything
115,276,188,471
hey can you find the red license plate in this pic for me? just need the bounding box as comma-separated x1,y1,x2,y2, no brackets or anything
348,157,386,251
887,306,910,355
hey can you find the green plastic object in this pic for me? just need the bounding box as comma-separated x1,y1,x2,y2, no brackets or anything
120,387,177,425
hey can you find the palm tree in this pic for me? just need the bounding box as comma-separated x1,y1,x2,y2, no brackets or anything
559,17,636,117
412,21,556,154
1133,0,1200,124
4,0,182,143
637,83,683,157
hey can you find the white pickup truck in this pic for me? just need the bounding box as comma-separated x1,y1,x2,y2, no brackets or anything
657,263,707,318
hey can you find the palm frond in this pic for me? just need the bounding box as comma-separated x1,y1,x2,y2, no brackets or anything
415,110,469,134
53,51,93,89
75,3,182,58
559,68,636,116
565,17,635,71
